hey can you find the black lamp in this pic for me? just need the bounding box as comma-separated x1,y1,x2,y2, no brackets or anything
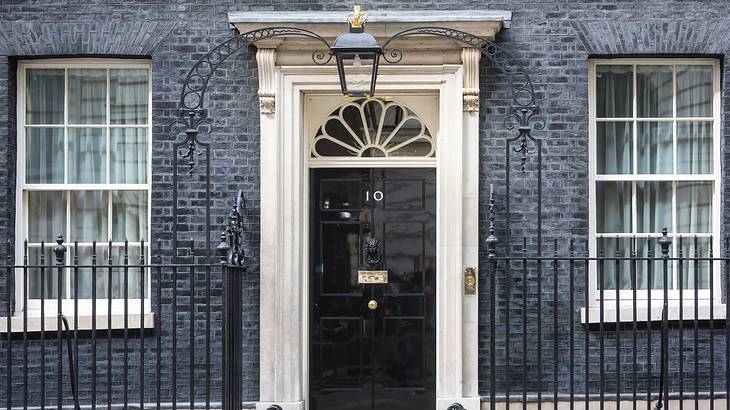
330,5,382,97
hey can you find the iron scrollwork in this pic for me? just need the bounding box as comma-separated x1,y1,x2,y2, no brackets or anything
176,23,546,263
175,24,544,151
447,403,466,410
172,27,332,173
217,190,247,266
382,27,538,107
179,27,332,113
174,25,544,174
382,27,545,170
169,110,213,174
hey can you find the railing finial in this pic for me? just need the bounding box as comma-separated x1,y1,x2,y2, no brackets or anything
53,234,66,265
659,227,671,258
485,185,498,258
218,191,246,266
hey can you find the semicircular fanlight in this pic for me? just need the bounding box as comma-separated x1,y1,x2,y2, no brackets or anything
311,98,435,158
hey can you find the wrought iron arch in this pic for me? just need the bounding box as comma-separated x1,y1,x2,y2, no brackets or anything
173,26,544,172
169,22,546,410
178,27,332,113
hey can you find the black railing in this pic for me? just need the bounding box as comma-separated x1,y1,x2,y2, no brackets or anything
484,222,729,408
0,179,725,410
0,236,249,410
1,228,728,409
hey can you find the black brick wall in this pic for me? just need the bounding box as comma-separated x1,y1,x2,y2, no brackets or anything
0,0,727,405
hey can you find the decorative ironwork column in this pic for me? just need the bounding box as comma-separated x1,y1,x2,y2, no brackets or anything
656,229,671,410
217,192,247,410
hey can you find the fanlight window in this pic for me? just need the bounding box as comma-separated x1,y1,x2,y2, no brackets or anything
311,98,435,158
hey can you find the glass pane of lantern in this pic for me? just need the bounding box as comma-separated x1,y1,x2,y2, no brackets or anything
340,53,374,96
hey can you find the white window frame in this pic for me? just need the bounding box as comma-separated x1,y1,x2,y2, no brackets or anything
585,58,724,323
13,58,152,319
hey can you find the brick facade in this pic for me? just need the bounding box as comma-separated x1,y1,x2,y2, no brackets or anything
0,0,727,405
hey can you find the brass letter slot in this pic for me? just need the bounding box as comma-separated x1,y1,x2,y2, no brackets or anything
358,270,388,284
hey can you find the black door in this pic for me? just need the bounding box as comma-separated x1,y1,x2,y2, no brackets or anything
310,168,436,410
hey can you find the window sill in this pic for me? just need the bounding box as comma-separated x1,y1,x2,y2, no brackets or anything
0,313,155,333
581,304,726,324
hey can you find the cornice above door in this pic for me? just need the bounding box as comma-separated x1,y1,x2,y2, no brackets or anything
227,9,511,66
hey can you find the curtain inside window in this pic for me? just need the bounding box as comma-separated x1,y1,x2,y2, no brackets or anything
677,65,713,117
111,128,147,183
23,66,150,301
595,63,714,291
110,69,149,124
26,69,64,125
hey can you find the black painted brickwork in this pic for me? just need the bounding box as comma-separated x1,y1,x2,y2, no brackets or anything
0,0,727,404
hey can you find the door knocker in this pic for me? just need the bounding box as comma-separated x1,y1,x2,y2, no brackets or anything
363,237,382,266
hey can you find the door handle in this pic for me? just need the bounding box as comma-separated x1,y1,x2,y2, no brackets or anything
367,299,378,310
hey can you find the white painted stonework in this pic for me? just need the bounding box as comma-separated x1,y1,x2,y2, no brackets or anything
231,9,509,410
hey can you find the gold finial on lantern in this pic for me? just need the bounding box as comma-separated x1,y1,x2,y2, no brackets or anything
348,4,367,29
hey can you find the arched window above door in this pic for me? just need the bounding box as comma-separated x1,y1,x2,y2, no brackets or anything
311,98,435,158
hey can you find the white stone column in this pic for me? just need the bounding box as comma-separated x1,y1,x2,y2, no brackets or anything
435,66,475,410
257,48,306,410
461,47,481,405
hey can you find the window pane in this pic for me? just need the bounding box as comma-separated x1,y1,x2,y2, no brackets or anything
636,238,671,290
110,128,147,183
596,181,632,233
68,68,106,124
27,191,66,242
637,121,672,174
677,121,712,174
70,191,108,242
636,65,673,118
25,127,64,183
598,238,672,291
110,69,149,125
72,245,108,299
597,237,630,290
112,191,148,242
596,65,633,118
111,246,144,299
26,68,64,125
676,65,713,117
68,128,106,183
637,181,672,233
677,182,712,233
679,237,710,290
596,122,632,174
28,245,64,299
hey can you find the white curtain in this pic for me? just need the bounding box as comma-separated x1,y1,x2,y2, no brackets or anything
68,69,106,124
26,70,64,184
110,69,149,124
111,128,147,183
25,68,149,300
596,64,713,290
596,66,633,291
68,128,106,183
26,69,64,125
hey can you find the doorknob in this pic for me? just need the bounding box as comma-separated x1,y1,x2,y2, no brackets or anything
367,300,378,310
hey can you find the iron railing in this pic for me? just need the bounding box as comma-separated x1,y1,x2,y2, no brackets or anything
483,199,729,408
0,236,250,410
0,227,727,409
